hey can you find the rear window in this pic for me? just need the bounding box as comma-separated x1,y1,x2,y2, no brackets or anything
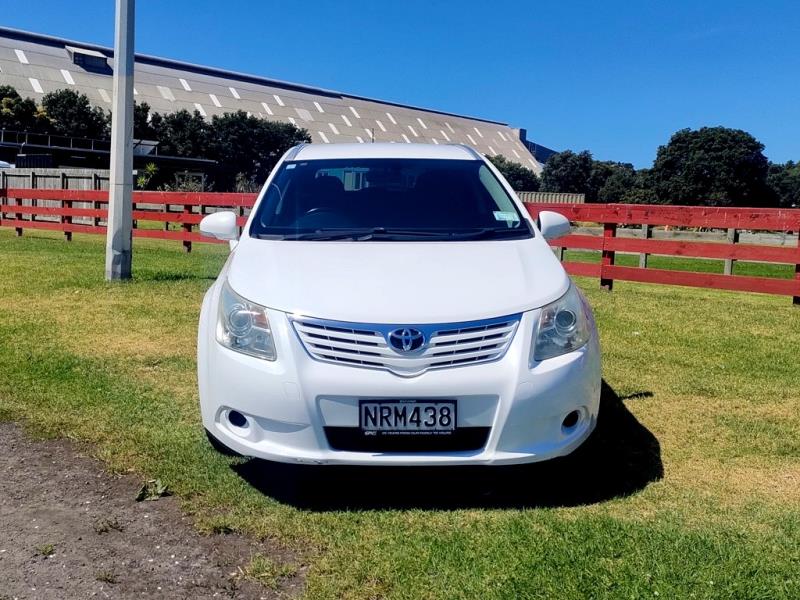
249,158,532,241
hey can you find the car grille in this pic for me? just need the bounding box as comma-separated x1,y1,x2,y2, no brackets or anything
291,314,521,376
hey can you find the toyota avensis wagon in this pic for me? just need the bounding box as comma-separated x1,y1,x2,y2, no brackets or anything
198,143,600,465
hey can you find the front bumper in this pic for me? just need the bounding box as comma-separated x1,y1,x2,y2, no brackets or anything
198,287,601,466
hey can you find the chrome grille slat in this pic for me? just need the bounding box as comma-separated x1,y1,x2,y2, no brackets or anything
292,314,520,376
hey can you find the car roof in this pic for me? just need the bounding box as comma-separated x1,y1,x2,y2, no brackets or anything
290,142,482,162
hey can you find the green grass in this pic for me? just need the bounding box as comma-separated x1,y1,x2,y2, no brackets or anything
1,229,799,599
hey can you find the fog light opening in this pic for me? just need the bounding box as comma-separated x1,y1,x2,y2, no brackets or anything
562,410,580,430
227,410,248,429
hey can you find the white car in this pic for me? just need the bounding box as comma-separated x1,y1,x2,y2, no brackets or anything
198,143,600,466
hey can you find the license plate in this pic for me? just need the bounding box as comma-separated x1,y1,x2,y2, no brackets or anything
359,400,456,435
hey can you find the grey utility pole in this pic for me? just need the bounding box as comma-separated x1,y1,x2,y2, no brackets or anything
105,0,135,280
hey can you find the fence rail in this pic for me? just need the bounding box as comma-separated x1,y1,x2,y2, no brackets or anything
1,188,799,303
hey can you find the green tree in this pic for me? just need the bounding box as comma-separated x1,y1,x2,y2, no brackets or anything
208,110,311,187
597,163,637,203
0,85,48,132
149,109,212,157
650,127,771,206
540,150,593,197
133,101,158,140
767,161,800,208
41,89,110,139
487,154,540,190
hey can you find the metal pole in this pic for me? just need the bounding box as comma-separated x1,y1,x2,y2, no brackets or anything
105,0,135,280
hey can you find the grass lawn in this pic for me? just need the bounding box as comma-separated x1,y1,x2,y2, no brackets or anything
1,229,799,599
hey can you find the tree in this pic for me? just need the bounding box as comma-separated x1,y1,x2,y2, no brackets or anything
133,101,158,140
540,150,593,197
487,154,540,190
208,110,311,188
767,161,800,208
41,89,110,139
650,127,771,206
0,85,48,132
149,109,212,158
597,163,637,203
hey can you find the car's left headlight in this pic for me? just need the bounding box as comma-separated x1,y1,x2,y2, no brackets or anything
216,280,277,361
531,283,592,363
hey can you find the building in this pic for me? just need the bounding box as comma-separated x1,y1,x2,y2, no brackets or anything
0,27,543,173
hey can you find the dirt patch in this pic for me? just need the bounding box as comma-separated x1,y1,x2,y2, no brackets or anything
0,423,301,599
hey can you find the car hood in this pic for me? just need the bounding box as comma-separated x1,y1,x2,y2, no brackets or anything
226,237,569,324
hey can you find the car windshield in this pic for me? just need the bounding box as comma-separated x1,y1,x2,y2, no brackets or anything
249,158,532,241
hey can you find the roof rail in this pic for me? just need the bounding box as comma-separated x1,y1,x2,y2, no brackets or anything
284,143,306,161
448,143,484,161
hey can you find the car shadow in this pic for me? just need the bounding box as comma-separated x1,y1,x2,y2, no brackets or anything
231,380,663,511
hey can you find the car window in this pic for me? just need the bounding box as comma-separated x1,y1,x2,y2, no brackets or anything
249,158,532,241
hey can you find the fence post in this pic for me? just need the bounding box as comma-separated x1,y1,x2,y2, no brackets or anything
724,228,739,276
30,171,36,227
182,203,192,253
62,172,72,242
93,173,102,229
794,231,800,306
0,170,5,228
600,222,616,291
0,172,4,228
638,223,651,268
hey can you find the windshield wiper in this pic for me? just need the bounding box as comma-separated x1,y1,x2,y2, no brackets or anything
258,226,529,241
444,227,529,240
274,228,454,241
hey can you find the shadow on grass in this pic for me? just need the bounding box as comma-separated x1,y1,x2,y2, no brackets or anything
232,380,662,511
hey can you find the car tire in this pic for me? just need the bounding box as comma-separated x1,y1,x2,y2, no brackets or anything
205,429,242,457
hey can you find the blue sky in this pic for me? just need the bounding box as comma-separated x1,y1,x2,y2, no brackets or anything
5,0,799,167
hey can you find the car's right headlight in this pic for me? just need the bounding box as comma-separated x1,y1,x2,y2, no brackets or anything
531,283,592,363
216,280,276,361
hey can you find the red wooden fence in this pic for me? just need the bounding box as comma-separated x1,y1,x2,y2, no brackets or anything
1,188,799,303
526,203,800,304
0,188,256,251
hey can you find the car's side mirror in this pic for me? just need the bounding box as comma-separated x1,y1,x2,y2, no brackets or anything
200,211,238,241
537,210,571,241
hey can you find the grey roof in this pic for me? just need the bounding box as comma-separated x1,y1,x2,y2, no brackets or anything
0,27,542,173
